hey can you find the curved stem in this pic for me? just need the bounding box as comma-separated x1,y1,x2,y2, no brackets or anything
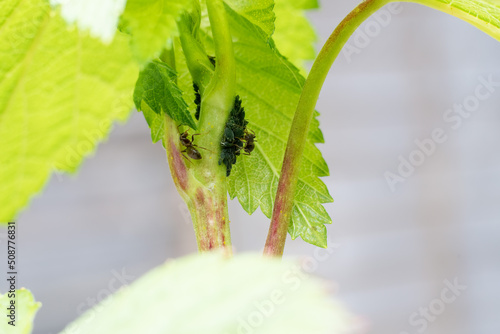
263,0,390,257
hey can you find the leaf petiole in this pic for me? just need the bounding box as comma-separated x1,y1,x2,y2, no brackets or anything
263,0,389,257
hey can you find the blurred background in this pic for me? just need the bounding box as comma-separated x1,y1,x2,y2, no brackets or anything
2,0,500,333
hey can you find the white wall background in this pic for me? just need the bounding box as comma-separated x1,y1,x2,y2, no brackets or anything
4,1,500,333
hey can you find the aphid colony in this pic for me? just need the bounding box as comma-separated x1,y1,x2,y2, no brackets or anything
219,96,255,176
179,89,255,177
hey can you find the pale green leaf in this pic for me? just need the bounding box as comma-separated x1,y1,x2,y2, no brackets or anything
134,60,197,131
120,0,193,63
0,0,138,222
60,253,357,334
0,289,41,334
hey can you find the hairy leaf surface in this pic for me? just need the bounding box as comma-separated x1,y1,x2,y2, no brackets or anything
61,253,356,334
0,0,138,222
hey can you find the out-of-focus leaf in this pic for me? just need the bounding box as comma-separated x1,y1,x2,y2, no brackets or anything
60,253,357,334
0,0,138,222
0,288,41,334
120,0,193,63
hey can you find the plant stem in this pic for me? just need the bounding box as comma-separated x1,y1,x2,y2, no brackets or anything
164,118,231,252
263,0,389,257
160,45,222,251
191,0,236,252
166,0,236,253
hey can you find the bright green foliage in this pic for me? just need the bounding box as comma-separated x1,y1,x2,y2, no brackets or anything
0,289,40,334
0,0,138,222
406,0,500,41
61,253,356,334
120,0,193,63
134,60,196,132
274,0,319,70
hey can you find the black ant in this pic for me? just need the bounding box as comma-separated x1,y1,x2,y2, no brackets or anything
242,129,256,154
178,127,209,162
222,127,255,155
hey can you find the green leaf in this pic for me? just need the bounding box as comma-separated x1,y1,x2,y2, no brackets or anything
0,289,41,334
0,0,138,222
223,0,276,39
197,4,330,247
119,0,193,63
222,0,318,71
409,0,500,41
60,253,356,334
134,60,197,131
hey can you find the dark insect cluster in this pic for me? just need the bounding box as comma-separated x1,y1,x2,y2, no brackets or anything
219,96,255,176
193,83,201,120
